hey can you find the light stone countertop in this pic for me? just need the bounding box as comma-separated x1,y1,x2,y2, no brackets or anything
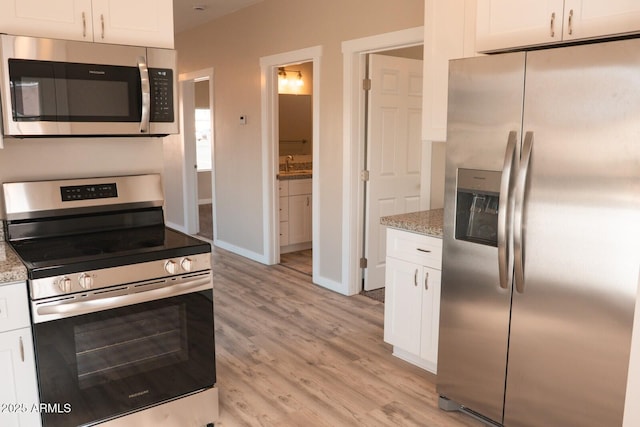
277,172,312,180
380,208,444,239
0,242,28,284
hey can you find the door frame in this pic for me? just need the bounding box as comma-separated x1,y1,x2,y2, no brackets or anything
341,27,424,295
260,46,322,271
179,68,217,239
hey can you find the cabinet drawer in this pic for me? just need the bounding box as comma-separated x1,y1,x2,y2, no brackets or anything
0,282,30,333
288,179,311,196
386,228,442,269
279,196,289,221
278,180,289,197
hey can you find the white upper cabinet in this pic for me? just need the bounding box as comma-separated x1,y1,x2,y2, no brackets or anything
0,0,174,48
476,0,564,52
91,0,174,48
563,0,640,42
0,0,94,42
477,0,640,52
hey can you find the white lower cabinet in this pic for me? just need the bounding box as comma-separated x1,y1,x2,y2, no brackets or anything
383,228,442,373
279,179,312,252
287,194,312,245
0,281,40,427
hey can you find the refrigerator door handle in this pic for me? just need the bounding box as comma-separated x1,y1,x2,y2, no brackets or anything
498,131,518,290
514,131,534,293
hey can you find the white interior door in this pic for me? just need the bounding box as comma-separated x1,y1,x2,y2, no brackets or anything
363,54,423,291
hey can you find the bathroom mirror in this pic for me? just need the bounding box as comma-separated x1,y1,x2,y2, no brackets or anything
279,94,312,156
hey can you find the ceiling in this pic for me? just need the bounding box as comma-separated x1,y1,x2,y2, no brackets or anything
173,0,264,34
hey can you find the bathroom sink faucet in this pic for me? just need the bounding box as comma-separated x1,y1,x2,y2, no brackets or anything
285,155,294,172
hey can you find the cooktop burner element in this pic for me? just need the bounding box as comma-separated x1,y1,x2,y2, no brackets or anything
10,225,209,279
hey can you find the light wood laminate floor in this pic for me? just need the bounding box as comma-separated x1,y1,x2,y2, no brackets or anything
211,246,483,427
280,249,312,276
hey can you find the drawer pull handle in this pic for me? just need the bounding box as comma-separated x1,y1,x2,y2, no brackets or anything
416,248,431,253
425,272,429,290
19,336,24,362
414,269,418,287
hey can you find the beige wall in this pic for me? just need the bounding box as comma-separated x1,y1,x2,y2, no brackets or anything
198,170,212,202
176,0,424,282
195,80,209,109
0,137,163,218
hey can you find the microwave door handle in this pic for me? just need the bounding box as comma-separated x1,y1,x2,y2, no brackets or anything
498,131,518,290
137,56,150,134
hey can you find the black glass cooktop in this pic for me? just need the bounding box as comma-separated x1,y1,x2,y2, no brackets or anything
10,225,210,279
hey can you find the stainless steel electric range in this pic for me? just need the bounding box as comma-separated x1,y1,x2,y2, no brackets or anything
2,174,218,427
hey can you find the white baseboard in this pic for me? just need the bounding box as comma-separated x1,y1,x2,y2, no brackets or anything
166,221,187,233
280,241,312,254
313,274,350,296
392,347,437,374
213,239,269,264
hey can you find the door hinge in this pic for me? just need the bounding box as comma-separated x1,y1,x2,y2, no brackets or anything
363,78,371,91
360,257,368,268
360,170,370,181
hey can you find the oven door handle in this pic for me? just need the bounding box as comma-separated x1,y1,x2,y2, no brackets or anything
33,274,212,323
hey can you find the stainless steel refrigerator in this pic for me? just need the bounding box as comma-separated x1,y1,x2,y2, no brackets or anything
437,38,640,427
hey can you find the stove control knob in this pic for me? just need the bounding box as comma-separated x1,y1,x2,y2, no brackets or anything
57,277,72,293
165,260,178,275
78,273,93,290
181,257,193,272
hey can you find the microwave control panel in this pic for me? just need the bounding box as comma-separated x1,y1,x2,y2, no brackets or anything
149,68,174,123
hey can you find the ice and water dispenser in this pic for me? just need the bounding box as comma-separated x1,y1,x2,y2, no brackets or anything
455,168,502,247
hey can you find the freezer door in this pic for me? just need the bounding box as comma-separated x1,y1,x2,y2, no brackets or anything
438,52,525,424
504,38,640,427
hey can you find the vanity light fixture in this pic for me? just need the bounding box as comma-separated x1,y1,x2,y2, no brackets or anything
278,67,304,87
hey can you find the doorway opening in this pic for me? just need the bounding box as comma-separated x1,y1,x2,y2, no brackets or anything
194,79,214,240
361,47,424,295
179,69,216,241
259,46,321,283
341,27,425,296
277,61,313,276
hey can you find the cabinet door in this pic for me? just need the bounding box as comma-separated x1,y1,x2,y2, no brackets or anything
419,266,441,368
91,0,174,48
563,0,640,41
0,0,93,42
476,0,564,52
279,222,289,246
288,194,312,245
0,328,41,427
383,257,422,354
279,196,289,222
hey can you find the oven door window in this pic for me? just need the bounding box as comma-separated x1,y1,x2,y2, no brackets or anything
33,290,215,427
9,58,141,122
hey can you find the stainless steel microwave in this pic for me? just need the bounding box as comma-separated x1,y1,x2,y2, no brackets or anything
0,35,178,137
